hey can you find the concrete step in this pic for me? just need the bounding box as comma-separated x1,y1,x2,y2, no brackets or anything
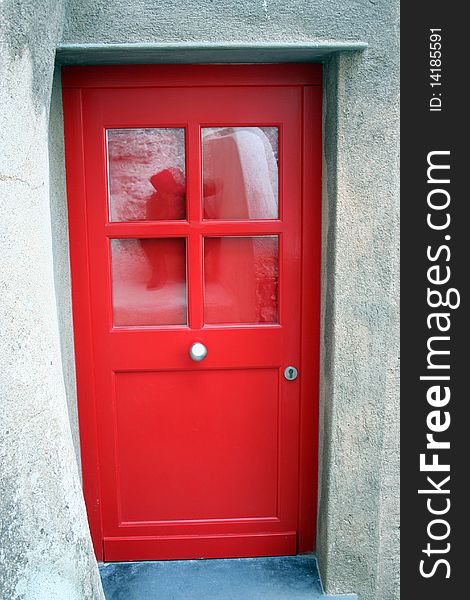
99,555,358,600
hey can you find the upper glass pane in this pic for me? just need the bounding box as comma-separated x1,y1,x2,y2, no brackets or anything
202,127,278,220
107,128,186,222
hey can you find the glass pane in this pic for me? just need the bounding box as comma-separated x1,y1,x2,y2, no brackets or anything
204,236,278,324
111,238,187,326
107,128,186,222
202,127,278,220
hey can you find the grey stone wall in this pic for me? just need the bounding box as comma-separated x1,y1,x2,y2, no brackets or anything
1,1,399,599
318,49,400,599
48,67,82,473
0,2,103,598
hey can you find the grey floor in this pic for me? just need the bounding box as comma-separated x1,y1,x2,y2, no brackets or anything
99,555,357,600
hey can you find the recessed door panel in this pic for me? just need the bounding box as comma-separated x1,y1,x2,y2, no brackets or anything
62,65,322,562
114,369,279,523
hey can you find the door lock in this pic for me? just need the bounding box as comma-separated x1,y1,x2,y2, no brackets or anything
284,366,298,381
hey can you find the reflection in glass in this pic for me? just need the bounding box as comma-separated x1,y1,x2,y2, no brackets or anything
202,127,278,220
107,128,186,222
204,236,279,324
111,238,187,326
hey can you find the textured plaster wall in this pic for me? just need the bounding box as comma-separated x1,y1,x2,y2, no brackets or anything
48,67,81,472
319,51,400,600
0,2,103,599
63,0,378,46
1,1,399,599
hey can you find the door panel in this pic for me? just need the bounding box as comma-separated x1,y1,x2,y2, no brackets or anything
114,369,279,523
62,65,321,561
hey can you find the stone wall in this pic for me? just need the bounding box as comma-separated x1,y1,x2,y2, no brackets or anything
0,2,103,598
1,2,399,599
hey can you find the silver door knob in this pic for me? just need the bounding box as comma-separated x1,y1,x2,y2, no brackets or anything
189,342,207,362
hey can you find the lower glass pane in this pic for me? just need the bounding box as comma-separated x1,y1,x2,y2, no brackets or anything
204,236,279,324
111,238,187,326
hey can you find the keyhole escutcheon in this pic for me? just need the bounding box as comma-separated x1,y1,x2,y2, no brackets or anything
284,366,298,381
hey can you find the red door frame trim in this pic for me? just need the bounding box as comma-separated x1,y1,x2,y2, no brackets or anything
299,84,322,553
61,64,322,89
62,86,104,557
62,64,322,560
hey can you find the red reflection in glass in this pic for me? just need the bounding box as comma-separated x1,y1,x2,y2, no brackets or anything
107,128,186,222
111,238,187,326
202,127,278,220
204,237,279,324
146,168,185,220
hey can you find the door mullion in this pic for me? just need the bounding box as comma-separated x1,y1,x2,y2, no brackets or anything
187,122,202,222
187,122,204,329
188,232,204,329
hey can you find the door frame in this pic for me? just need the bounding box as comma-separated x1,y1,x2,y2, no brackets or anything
62,64,322,561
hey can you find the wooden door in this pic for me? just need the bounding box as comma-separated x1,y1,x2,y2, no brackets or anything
62,65,321,562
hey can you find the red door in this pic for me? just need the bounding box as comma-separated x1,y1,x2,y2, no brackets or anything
62,65,321,562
